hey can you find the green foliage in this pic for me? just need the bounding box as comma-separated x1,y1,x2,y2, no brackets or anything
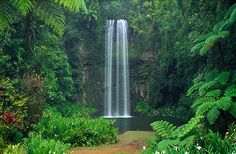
145,69,236,151
134,101,154,116
191,3,236,57
151,120,176,138
189,71,236,124
3,144,25,154
20,74,45,128
24,133,69,154
144,123,236,154
53,102,97,118
0,0,86,35
0,78,28,128
34,108,118,147
34,31,73,104
55,0,87,13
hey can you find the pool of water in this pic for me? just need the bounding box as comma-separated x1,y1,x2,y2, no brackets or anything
105,116,184,133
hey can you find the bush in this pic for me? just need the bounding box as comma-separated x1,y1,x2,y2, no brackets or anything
3,144,25,154
134,101,154,116
20,74,45,128
35,108,118,147
154,106,193,122
24,133,69,154
53,102,97,118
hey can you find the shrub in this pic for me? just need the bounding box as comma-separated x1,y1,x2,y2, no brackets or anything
134,101,154,116
3,144,25,154
0,79,27,144
53,102,97,118
35,109,118,147
20,74,45,128
24,133,69,154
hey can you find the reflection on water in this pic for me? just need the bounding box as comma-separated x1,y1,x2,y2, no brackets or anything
105,116,184,133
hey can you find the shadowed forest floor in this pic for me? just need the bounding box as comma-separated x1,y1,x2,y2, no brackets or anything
70,131,155,154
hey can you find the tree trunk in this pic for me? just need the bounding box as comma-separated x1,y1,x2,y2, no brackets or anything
24,12,35,65
218,42,225,70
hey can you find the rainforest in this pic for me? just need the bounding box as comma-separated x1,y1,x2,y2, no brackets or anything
0,0,236,154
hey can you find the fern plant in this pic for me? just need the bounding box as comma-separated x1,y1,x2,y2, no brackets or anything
0,0,87,35
188,70,236,124
150,70,236,151
190,4,236,56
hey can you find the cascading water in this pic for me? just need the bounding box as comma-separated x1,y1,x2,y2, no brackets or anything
104,19,130,118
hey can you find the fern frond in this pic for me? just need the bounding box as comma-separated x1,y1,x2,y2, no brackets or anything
196,101,216,116
11,0,33,15
230,6,236,22
177,116,203,138
217,97,232,111
224,85,236,97
191,97,215,109
199,41,214,55
157,139,179,150
205,89,221,97
35,0,65,36
151,120,177,138
187,82,204,96
214,71,230,85
194,33,213,42
207,106,220,124
55,0,87,12
199,81,217,96
179,135,195,148
190,42,204,55
224,3,236,20
229,103,236,118
0,1,15,30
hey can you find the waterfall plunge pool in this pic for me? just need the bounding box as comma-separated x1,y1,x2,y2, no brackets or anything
103,116,184,133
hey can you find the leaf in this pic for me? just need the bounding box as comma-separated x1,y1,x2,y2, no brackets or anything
217,97,232,111
11,0,33,15
205,89,221,97
229,102,236,118
187,82,204,96
55,0,87,12
224,85,236,97
34,0,65,36
179,135,195,148
157,139,179,150
207,106,220,124
214,71,230,85
224,3,236,19
190,42,204,55
0,1,15,30
151,120,177,138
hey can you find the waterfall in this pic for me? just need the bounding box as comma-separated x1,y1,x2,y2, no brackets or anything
104,19,130,118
